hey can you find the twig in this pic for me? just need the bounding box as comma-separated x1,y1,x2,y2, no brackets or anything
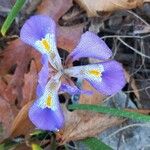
105,123,150,140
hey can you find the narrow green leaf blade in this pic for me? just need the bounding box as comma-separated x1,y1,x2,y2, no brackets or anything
1,0,26,36
68,104,150,122
82,137,112,150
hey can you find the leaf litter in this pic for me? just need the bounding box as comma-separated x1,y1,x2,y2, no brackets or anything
0,0,150,148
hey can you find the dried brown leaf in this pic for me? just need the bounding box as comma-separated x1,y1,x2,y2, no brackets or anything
57,106,123,144
56,81,119,144
75,0,145,16
0,96,14,141
57,25,84,51
0,78,7,96
0,40,32,105
10,101,34,137
0,40,30,75
21,61,38,107
79,80,105,104
0,40,40,139
37,0,73,22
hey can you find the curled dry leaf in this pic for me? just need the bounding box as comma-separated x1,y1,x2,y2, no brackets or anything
74,0,146,16
57,25,84,51
21,61,38,107
0,40,31,75
0,40,39,141
0,40,33,105
10,101,34,137
57,106,123,145
0,78,7,97
37,0,73,22
0,97,14,142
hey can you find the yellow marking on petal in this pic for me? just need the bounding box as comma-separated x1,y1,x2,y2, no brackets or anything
89,69,102,77
41,39,51,52
46,95,52,108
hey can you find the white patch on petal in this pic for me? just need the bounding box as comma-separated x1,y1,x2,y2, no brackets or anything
37,93,58,111
64,64,104,82
39,72,62,110
35,33,62,70
37,72,62,111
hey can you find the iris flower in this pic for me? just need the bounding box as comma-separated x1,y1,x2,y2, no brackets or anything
20,15,126,131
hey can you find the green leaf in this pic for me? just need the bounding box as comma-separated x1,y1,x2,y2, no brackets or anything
32,144,43,150
30,130,44,136
68,104,150,122
82,137,112,150
1,0,26,36
30,130,52,141
0,140,18,150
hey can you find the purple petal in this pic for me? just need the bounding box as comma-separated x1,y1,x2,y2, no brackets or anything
60,83,93,95
41,54,49,65
38,55,49,87
64,60,126,95
29,99,64,131
68,31,112,61
36,55,49,97
20,15,56,48
36,84,43,98
20,15,63,70
88,61,126,95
